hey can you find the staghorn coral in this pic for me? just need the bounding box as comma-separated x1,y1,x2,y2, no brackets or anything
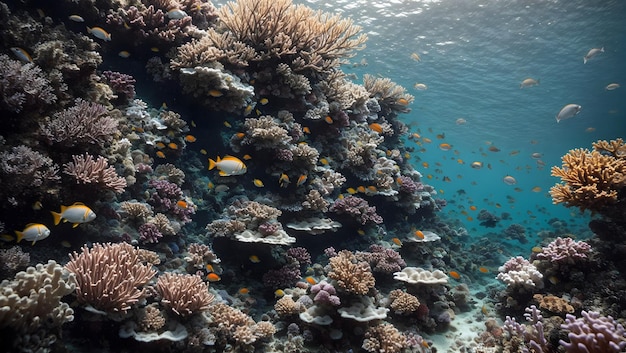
550,143,626,213
560,311,626,353
363,74,413,113
0,54,57,113
156,273,214,317
362,323,408,353
536,237,591,265
327,250,375,295
216,0,367,73
63,153,127,194
39,98,119,147
102,70,136,103
65,243,157,314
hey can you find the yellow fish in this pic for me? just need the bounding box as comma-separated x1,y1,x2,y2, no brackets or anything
208,155,247,176
86,26,111,41
51,202,96,227
15,223,51,244
253,179,264,187
278,173,290,187
249,255,261,263
259,98,269,105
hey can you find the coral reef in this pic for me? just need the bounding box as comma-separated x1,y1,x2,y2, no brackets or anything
155,273,214,317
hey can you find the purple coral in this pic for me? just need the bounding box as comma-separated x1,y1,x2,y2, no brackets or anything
103,71,136,103
147,179,193,223
559,311,626,353
0,54,57,113
356,244,406,273
329,195,383,225
39,98,118,147
287,247,312,266
536,237,591,264
258,222,280,236
138,223,163,243
396,175,422,194
262,264,302,288
310,281,340,306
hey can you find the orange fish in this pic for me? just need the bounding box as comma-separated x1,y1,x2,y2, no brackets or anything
242,154,252,160
369,123,383,133
414,230,425,239
207,273,221,282
238,287,250,295
397,98,409,105
168,142,178,150
305,276,317,285
235,132,245,139
478,267,489,273
324,116,333,124
449,271,461,279
391,237,402,246
156,151,166,158
296,174,307,186
466,216,474,221
184,135,197,143
208,89,223,97
176,200,188,209
469,205,477,211
439,143,452,151
303,127,311,134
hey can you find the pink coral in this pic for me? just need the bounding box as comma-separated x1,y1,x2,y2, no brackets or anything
63,153,127,194
536,237,591,264
0,54,57,113
356,244,406,274
103,71,136,103
138,223,163,244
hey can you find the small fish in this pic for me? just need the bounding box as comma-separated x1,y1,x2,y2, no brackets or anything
274,289,285,297
531,152,542,159
410,52,421,61
244,105,253,115
278,173,290,187
167,142,178,150
357,186,366,193
448,271,461,280
207,181,215,189
471,161,483,169
469,205,477,211
414,230,425,239
531,186,542,192
10,47,33,63
223,121,232,128
413,83,428,90
60,240,72,248
206,264,215,272
51,202,96,227
32,200,43,211
302,126,311,134
253,179,264,187
249,255,261,263
0,234,15,242
304,276,317,285
488,146,500,152
68,14,85,22
478,267,489,273
369,123,383,133
259,98,269,105
357,229,365,236
556,104,582,123
184,135,196,142
439,143,452,151
238,287,250,295
346,187,357,194
191,120,196,127
397,98,410,105
324,116,333,124
86,26,111,41
548,275,559,285
503,175,517,185
242,154,252,160
209,89,223,97
605,83,620,91
583,47,603,64
15,223,50,244
455,117,467,125
296,174,307,187
520,78,539,88
167,8,188,19
214,184,230,193
319,158,330,166
200,149,208,155
391,237,402,246
206,273,221,282
150,47,160,53
118,50,131,58
156,151,166,158
176,200,188,209
208,155,247,176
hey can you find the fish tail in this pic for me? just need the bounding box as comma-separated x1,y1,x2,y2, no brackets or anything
583,57,587,64
86,26,91,33
208,158,216,170
51,211,62,225
15,230,24,243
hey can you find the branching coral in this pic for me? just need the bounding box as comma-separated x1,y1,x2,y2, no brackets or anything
559,311,626,353
0,145,60,200
39,98,119,147
536,237,591,265
63,153,127,194
362,323,408,353
156,273,214,317
327,250,375,295
550,140,626,213
0,54,57,113
65,243,156,314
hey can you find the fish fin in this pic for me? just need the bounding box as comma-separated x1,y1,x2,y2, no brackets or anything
219,171,229,176
600,47,604,52
51,211,62,225
32,240,37,245
208,158,216,170
15,230,24,243
72,223,79,228
583,57,587,64
72,202,85,205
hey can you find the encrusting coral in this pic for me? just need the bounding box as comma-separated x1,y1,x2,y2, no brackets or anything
550,139,626,213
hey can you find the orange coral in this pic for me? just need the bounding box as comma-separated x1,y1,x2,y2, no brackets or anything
550,140,626,213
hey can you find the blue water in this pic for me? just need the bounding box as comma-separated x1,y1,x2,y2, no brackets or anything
292,0,626,242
